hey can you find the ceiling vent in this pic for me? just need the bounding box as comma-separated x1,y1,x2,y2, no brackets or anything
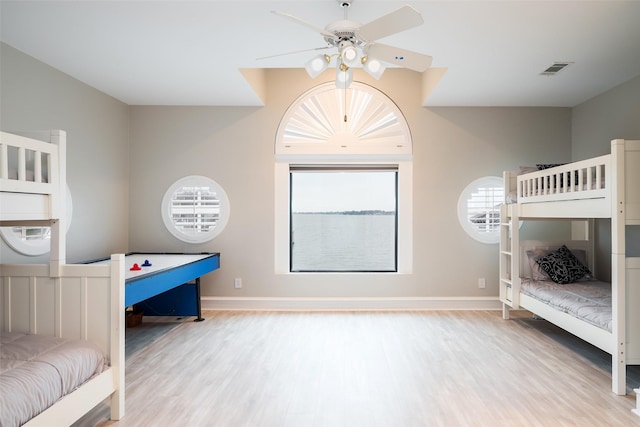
540,62,574,76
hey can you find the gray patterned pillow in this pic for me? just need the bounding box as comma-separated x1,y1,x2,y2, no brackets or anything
536,164,579,188
536,163,567,170
535,245,592,284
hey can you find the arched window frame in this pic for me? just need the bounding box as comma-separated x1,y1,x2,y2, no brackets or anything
274,82,413,273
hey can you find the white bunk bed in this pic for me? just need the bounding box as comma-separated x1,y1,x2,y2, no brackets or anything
0,130,125,426
499,139,640,404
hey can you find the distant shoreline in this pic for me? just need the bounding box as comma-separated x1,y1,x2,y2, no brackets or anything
293,210,394,215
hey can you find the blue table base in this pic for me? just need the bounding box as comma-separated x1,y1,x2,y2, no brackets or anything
133,277,205,321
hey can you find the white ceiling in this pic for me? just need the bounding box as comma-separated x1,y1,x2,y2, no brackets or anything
2,0,639,107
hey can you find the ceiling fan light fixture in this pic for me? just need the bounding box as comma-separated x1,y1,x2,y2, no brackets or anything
305,54,331,78
335,63,353,89
362,56,386,80
340,44,360,68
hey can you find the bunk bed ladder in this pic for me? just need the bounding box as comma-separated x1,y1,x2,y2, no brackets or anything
499,204,510,318
499,203,520,319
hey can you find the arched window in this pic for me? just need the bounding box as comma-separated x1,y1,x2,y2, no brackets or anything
274,82,413,273
275,81,411,158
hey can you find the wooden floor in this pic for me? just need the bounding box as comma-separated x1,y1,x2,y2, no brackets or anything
75,310,640,427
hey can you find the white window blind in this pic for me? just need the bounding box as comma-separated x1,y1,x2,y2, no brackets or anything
169,186,220,233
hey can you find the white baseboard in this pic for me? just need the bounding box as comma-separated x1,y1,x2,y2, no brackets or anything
201,296,502,311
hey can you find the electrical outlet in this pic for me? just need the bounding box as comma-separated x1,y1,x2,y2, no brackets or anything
234,278,242,289
478,278,486,289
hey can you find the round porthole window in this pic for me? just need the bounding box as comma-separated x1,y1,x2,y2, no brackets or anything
0,185,73,256
161,175,230,244
457,176,504,244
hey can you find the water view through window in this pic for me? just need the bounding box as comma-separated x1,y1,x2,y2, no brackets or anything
290,167,397,272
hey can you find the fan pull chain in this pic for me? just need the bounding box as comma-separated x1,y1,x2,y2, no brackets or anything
343,71,347,123
343,85,348,122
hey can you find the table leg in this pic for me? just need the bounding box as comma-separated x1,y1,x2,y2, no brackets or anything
194,277,205,322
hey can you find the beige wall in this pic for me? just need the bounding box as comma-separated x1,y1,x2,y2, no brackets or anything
0,43,130,263
571,74,640,273
2,44,589,304
128,69,572,301
572,74,640,160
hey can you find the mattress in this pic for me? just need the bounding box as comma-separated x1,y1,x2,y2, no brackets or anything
0,332,106,427
520,278,612,332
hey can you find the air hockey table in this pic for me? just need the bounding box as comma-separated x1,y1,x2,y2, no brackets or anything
83,252,220,321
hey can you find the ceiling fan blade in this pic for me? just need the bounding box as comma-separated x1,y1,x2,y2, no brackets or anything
367,43,432,72
358,5,424,42
271,10,339,42
256,46,332,61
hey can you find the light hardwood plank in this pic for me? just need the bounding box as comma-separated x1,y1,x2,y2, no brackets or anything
75,310,640,427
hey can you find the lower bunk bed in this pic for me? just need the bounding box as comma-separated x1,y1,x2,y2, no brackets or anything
0,255,125,427
502,239,640,397
521,278,612,338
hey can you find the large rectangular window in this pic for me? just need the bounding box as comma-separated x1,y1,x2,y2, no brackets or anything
290,165,398,272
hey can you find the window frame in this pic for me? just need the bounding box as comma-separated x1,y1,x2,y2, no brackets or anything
161,175,230,244
275,160,412,274
456,176,504,244
288,165,399,273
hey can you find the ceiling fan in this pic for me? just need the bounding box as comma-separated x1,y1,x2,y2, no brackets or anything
267,0,433,88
